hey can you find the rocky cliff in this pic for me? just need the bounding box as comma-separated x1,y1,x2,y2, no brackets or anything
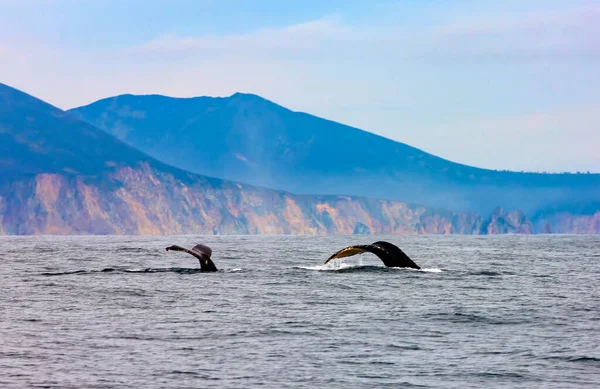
0,163,597,235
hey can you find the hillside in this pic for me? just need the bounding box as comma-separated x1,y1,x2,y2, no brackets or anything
0,83,179,180
1,83,597,235
0,83,513,234
69,93,600,216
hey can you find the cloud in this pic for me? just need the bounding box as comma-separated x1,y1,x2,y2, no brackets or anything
428,5,600,60
134,16,352,58
132,4,600,62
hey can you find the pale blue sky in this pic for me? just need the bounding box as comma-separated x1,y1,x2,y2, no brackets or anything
1,0,598,172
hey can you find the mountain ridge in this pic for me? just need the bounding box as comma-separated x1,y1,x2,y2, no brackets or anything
1,82,598,235
69,91,600,215
70,91,596,175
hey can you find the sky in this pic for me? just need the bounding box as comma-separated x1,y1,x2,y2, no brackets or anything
1,0,598,173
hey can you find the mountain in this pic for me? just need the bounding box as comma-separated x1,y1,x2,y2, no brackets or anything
0,84,213,184
69,93,600,217
1,83,597,235
0,83,511,235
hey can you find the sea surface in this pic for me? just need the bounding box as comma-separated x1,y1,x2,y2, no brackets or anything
0,235,598,388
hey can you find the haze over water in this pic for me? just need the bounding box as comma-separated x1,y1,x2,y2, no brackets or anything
1,235,598,388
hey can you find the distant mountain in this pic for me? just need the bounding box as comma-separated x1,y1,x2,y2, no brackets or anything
0,83,526,235
1,83,597,235
0,84,214,186
69,93,600,217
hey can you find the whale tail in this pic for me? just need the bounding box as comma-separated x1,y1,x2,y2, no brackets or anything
325,241,420,269
166,244,218,272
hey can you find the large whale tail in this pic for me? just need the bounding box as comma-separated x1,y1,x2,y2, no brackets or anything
166,244,218,272
325,241,420,269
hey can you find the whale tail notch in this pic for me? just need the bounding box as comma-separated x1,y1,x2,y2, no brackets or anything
166,244,218,272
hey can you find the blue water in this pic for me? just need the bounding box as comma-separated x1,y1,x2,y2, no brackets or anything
1,235,598,388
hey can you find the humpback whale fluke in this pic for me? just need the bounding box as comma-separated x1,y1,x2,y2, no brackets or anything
165,244,218,272
325,241,420,269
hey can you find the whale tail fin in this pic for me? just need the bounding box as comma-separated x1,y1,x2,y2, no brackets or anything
166,244,218,272
371,241,420,269
191,244,212,259
325,241,420,269
324,245,373,264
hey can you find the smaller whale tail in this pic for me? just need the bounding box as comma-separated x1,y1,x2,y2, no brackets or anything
166,244,218,272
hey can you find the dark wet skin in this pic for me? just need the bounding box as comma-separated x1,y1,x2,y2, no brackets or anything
325,240,420,269
166,244,218,272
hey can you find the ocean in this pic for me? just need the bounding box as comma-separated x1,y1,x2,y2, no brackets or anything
1,235,598,388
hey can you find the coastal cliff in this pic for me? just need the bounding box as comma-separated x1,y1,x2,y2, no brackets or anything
0,164,597,235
